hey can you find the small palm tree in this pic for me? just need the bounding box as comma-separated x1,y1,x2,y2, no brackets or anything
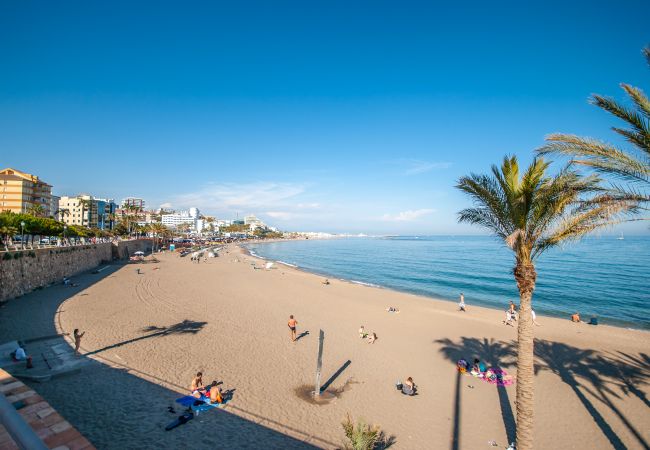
456,155,625,450
538,47,649,216
0,225,18,250
341,414,382,450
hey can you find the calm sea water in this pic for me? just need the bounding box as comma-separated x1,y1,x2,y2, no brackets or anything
246,236,650,330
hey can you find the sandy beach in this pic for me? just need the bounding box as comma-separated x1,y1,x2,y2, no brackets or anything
1,244,648,449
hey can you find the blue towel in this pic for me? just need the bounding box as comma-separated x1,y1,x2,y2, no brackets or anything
175,395,228,410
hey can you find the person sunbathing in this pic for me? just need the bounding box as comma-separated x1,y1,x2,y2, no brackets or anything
471,358,486,375
402,377,416,395
367,332,377,344
359,326,368,338
191,372,206,398
208,381,223,404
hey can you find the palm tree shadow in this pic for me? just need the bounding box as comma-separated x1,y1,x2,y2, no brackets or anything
85,319,207,356
535,340,649,450
435,337,518,447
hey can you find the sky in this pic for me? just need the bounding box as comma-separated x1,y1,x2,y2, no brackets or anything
1,0,649,235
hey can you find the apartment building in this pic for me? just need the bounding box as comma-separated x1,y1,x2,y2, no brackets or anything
0,168,53,215
59,195,117,230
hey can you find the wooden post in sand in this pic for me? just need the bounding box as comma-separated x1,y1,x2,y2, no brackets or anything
314,329,325,395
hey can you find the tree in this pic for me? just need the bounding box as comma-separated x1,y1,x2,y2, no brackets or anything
27,204,46,218
79,198,93,228
538,47,649,217
0,225,18,250
456,156,625,450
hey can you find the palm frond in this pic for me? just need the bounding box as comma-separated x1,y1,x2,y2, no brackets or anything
539,134,649,184
456,173,513,237
620,83,650,121
590,93,650,152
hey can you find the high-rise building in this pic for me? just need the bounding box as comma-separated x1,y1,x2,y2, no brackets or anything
59,195,117,230
0,168,53,216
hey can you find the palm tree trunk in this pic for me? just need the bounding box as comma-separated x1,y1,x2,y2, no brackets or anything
514,261,537,450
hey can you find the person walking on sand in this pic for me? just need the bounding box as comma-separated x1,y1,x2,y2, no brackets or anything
288,315,298,342
459,293,466,312
73,329,85,355
508,301,517,320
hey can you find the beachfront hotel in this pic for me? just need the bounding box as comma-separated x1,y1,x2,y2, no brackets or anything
0,167,54,216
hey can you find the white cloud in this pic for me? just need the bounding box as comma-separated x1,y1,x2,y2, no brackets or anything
381,209,435,222
159,202,173,209
403,160,452,175
265,211,297,220
169,182,305,213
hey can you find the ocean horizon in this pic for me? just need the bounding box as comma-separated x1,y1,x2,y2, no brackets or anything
246,235,650,330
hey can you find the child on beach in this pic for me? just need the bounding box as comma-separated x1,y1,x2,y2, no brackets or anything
208,381,223,404
288,315,298,342
503,311,514,326
73,329,85,355
571,312,581,323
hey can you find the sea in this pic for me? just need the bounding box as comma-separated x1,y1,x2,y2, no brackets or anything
246,236,650,330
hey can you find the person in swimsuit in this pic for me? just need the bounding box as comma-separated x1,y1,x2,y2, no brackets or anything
208,380,223,404
73,329,85,355
288,315,298,342
509,301,517,320
191,372,205,398
459,293,466,312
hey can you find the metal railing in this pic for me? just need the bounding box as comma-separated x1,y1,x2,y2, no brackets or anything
0,391,48,450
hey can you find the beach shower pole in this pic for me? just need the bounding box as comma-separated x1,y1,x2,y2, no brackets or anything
314,329,324,396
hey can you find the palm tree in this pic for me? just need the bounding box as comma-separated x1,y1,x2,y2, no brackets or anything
0,225,18,250
79,198,93,228
27,204,46,217
538,47,649,216
456,155,625,450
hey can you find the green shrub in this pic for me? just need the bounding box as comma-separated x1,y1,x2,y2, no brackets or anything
2,253,12,261
14,252,23,259
342,414,382,450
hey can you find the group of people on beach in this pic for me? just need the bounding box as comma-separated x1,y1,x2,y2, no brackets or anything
190,372,224,404
358,326,377,344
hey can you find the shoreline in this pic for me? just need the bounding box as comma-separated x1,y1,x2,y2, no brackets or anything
243,241,650,333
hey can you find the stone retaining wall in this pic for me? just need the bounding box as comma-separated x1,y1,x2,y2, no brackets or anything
112,239,153,260
0,244,112,303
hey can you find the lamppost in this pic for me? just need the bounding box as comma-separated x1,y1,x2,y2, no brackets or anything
63,225,67,246
20,221,25,249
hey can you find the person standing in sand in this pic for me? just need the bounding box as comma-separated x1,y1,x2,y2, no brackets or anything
288,315,298,342
73,329,85,355
459,293,466,312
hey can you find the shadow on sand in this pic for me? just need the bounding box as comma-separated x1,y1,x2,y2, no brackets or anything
434,336,650,450
0,262,332,449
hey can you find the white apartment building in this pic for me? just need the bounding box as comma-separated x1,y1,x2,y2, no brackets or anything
161,208,200,231
244,214,265,230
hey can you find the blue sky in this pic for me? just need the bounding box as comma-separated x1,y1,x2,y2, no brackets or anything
2,1,649,234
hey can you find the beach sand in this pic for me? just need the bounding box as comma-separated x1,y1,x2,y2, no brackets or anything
0,244,648,449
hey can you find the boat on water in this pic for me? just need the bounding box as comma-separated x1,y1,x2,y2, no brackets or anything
617,233,624,240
